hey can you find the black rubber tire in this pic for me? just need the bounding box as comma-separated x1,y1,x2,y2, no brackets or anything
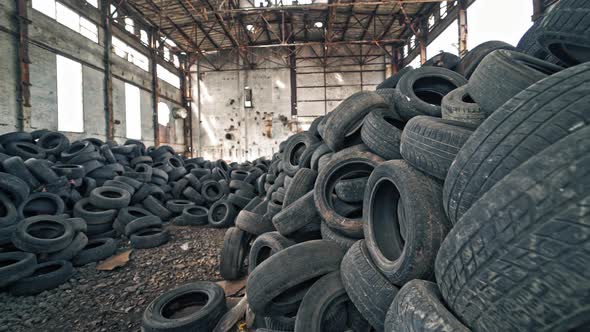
320,221,357,251
208,200,237,228
89,186,131,209
73,198,117,224
322,91,389,152
360,108,404,160
0,172,30,206
3,156,40,189
213,296,248,332
456,40,516,78
227,193,251,209
201,180,225,203
142,282,227,332
219,227,251,280
0,192,18,228
395,66,468,120
272,191,319,236
25,158,59,184
400,116,475,180
142,195,173,221
165,199,195,214
0,252,37,288
130,227,170,249
9,260,74,296
125,215,163,237
17,192,65,219
229,179,256,193
5,141,46,160
171,178,190,199
103,180,135,195
51,164,86,179
243,196,263,213
334,176,368,204
181,206,209,225
340,240,399,331
12,215,75,254
435,125,590,332
282,168,317,209
384,280,470,332
364,160,450,285
181,186,206,206
376,66,413,89
247,240,346,316
374,88,399,115
236,210,274,235
443,62,590,225
467,49,563,116
441,85,485,126
72,237,117,266
47,232,88,261
282,132,319,176
423,52,461,70
294,271,350,332
248,231,295,274
308,116,324,138
116,206,152,226
314,150,383,238
310,144,331,171
537,0,590,66
0,132,32,145
517,19,564,64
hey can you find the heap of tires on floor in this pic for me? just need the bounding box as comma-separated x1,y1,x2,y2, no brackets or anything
0,130,270,296
141,2,590,331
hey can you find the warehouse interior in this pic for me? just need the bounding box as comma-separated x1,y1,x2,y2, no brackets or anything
1,0,588,331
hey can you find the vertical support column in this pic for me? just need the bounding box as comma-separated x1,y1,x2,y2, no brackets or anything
289,46,297,117
458,0,468,57
180,54,193,157
419,19,428,65
101,0,114,141
195,57,202,157
149,29,160,146
16,0,31,132
532,0,544,21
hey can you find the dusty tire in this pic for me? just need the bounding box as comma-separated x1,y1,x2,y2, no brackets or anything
364,160,450,285
320,221,357,251
9,260,74,296
208,201,237,228
443,62,590,225
334,176,368,204
89,186,131,209
340,240,399,331
314,150,383,238
376,66,413,89
395,67,468,120
441,85,486,126
130,227,170,249
181,206,209,225
12,216,75,254
400,116,475,180
456,40,516,78
282,133,319,176
219,227,251,280
47,232,89,261
248,231,295,274
247,240,345,316
537,0,590,66
72,238,117,267
125,216,163,237
384,280,470,332
0,252,37,288
273,191,320,236
294,271,350,332
142,282,227,332
282,168,317,208
467,49,563,116
236,210,274,236
322,91,388,152
17,192,65,219
435,126,590,332
360,108,404,160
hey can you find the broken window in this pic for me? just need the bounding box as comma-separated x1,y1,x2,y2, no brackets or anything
157,64,181,89
56,55,84,132
125,83,142,140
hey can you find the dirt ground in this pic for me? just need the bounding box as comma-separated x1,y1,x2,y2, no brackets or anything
0,225,227,332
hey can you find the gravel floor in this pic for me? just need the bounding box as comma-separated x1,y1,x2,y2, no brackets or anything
0,225,226,332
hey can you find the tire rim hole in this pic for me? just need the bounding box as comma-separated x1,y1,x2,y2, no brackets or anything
371,179,404,261
162,292,209,319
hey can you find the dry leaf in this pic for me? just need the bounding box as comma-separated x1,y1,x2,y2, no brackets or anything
96,249,132,271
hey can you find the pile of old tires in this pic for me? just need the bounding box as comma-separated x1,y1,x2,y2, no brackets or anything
0,133,266,296
140,2,589,330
